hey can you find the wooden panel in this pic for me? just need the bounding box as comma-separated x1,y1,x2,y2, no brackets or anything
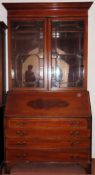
5,138,90,149
6,10,88,18
6,118,88,129
3,2,93,10
5,128,90,139
0,32,2,106
0,22,7,106
3,2,93,18
5,149,90,162
5,91,91,117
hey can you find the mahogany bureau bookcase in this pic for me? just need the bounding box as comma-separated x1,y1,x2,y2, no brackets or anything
3,2,92,174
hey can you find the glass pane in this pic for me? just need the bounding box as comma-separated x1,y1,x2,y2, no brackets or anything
11,20,44,88
51,20,84,88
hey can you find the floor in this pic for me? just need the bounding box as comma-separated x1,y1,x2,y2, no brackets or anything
2,160,95,175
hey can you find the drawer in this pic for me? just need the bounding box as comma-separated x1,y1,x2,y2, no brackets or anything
6,149,90,162
5,128,90,139
5,118,89,129
5,137,90,150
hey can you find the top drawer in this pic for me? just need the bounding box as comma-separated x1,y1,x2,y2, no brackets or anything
5,117,89,129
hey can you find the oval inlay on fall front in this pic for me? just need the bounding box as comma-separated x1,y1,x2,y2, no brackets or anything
27,99,69,109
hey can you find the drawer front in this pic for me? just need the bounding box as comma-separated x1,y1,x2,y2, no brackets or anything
6,149,90,162
6,118,89,129
5,128,90,139
5,137,90,150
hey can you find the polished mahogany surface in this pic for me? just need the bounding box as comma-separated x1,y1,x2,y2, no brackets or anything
4,90,92,174
3,2,92,174
5,91,91,118
0,22,7,106
0,22,7,173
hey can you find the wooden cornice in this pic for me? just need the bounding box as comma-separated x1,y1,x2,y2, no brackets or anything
2,2,93,11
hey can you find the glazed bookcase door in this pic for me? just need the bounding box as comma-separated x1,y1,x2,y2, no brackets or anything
48,18,87,90
10,18,47,90
9,17,87,91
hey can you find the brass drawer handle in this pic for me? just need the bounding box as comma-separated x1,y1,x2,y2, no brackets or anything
70,141,80,146
16,131,26,136
16,141,27,146
16,122,27,126
70,131,80,136
70,155,79,159
70,121,80,126
16,153,27,158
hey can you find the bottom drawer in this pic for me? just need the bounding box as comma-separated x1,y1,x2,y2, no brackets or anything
5,149,90,163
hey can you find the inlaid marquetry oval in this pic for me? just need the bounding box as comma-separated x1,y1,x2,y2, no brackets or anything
27,98,69,109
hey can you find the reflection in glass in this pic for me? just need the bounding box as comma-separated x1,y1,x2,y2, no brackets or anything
11,20,44,88
51,20,84,88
